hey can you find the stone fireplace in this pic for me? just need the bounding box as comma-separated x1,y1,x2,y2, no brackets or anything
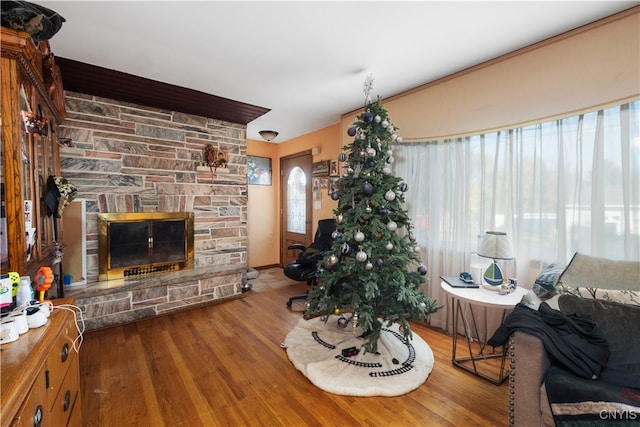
98,212,194,281
59,91,249,330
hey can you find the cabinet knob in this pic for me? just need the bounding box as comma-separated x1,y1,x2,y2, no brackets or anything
61,342,69,363
33,404,44,427
63,389,71,412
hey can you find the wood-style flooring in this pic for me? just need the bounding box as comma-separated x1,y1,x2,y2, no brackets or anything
78,268,509,426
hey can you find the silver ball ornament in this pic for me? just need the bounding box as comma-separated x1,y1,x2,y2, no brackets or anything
385,242,394,250
381,120,389,128
385,191,396,201
356,250,368,262
329,255,338,265
354,231,365,242
374,115,381,123
382,166,392,175
387,221,397,232
365,262,373,270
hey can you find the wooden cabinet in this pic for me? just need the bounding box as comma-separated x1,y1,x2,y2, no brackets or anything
0,299,82,427
1,27,66,291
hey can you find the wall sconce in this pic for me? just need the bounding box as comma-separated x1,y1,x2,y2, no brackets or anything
259,130,279,142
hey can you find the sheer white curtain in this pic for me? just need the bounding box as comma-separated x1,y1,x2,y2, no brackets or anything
394,101,639,332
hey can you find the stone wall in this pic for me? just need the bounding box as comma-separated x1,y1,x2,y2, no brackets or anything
58,91,248,329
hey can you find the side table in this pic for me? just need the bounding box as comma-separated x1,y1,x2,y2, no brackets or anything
440,277,527,384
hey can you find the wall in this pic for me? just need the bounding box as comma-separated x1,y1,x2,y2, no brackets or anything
58,91,247,329
246,124,342,268
341,7,640,142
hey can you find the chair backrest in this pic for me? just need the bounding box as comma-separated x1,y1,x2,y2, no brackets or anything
311,219,336,252
295,219,335,264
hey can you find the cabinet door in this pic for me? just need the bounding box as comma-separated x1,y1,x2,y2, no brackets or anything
11,369,48,427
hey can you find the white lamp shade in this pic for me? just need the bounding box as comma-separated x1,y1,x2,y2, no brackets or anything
477,231,513,260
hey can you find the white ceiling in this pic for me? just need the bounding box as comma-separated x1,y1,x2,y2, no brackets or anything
34,1,637,142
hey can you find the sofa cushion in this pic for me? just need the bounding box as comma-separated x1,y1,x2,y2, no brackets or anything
559,295,640,390
545,364,640,426
556,253,640,306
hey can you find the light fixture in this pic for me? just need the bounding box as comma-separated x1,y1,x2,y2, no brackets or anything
259,130,279,142
477,231,514,289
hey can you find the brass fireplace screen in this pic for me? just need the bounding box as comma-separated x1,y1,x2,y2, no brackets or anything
98,212,194,281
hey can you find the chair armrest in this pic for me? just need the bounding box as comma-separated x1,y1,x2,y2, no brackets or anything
509,331,551,426
288,243,306,252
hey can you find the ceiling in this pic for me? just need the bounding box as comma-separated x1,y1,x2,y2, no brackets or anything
32,1,638,143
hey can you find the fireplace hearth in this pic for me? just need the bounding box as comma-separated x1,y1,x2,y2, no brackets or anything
98,212,194,281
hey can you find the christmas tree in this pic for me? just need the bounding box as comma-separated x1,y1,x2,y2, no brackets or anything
304,77,441,353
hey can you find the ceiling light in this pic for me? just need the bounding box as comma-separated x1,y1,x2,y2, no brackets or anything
259,130,279,142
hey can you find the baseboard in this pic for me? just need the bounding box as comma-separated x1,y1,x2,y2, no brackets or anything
252,264,280,270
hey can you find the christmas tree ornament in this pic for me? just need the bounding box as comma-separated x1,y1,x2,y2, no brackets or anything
396,136,403,143
398,182,408,192
391,133,398,141
387,149,394,157
376,258,384,266
387,156,395,164
385,190,396,201
366,159,375,167
331,191,340,201
381,120,389,128
363,111,374,123
399,324,406,335
385,242,394,250
379,207,389,215
354,231,365,242
366,147,376,157
375,115,381,123
329,255,338,265
331,230,339,239
338,152,347,162
356,250,367,262
334,307,341,315
365,262,373,270
418,265,428,275
382,166,392,175
386,220,397,232
375,232,383,240
414,245,421,252
363,182,373,194
337,316,348,328
336,213,343,223
340,243,350,254
352,312,359,333
348,126,357,137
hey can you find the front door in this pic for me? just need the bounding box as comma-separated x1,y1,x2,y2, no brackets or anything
280,151,313,267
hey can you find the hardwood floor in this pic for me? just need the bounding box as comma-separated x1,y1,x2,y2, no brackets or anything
78,269,509,426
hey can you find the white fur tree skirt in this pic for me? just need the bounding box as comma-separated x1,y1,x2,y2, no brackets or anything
283,315,434,396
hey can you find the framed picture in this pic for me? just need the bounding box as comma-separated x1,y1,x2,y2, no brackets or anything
330,160,339,176
320,178,328,189
329,177,339,195
247,156,272,186
312,160,330,176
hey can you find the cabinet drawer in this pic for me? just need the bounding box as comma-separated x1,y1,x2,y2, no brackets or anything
46,316,78,407
10,370,48,427
49,352,79,427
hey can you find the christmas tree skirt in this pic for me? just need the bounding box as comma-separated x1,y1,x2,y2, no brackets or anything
284,315,434,396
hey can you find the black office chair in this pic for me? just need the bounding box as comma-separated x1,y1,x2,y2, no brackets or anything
284,219,336,307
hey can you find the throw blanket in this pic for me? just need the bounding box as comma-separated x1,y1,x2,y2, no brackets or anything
488,302,609,379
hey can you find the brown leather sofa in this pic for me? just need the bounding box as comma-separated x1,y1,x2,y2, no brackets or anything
507,253,640,426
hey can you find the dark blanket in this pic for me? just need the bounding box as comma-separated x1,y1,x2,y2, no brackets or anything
488,302,609,380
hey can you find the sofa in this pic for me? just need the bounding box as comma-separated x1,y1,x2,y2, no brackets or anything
505,253,640,426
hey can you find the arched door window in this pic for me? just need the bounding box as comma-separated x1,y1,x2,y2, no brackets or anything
287,166,306,233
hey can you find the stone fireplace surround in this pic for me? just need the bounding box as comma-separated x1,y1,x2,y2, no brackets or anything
59,91,249,330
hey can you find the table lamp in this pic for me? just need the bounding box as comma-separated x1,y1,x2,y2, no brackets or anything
477,231,513,290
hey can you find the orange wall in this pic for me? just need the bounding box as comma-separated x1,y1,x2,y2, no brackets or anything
247,124,341,268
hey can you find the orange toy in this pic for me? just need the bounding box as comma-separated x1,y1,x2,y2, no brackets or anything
35,267,53,303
